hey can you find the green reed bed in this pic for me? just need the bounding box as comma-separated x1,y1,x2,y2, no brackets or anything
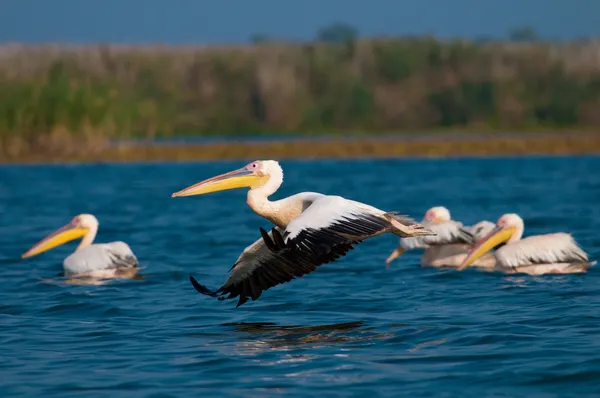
0,38,599,161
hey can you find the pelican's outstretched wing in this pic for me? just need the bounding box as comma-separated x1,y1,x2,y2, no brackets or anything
399,220,474,250
496,233,589,268
190,195,432,307
190,228,323,308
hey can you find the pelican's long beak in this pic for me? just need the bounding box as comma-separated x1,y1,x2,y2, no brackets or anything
172,167,265,197
22,222,88,258
457,225,516,270
385,247,406,266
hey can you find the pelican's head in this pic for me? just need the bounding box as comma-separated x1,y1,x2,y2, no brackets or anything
172,160,282,197
423,206,451,223
22,214,98,258
458,213,524,270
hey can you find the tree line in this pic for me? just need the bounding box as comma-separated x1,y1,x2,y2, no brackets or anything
0,34,599,156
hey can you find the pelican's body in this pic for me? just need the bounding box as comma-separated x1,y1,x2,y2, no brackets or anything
62,242,138,277
22,214,139,278
459,213,593,275
172,160,435,307
386,207,497,268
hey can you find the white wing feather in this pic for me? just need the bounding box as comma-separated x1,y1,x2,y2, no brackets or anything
284,196,385,240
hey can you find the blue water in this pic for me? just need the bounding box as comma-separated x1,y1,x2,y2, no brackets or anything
1,156,599,397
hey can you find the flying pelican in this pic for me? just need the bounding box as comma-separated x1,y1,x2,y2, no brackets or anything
458,213,593,275
172,160,435,307
22,214,139,278
385,206,497,268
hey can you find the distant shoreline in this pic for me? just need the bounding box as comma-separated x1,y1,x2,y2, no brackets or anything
3,133,600,164
116,129,599,142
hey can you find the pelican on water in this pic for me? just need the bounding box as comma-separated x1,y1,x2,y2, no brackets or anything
385,206,497,268
458,213,593,275
22,214,139,278
172,160,435,307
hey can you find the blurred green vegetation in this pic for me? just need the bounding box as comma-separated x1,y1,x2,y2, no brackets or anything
0,35,600,158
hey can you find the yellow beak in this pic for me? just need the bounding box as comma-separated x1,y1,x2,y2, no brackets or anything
171,167,265,197
22,222,88,258
385,247,406,266
457,225,516,270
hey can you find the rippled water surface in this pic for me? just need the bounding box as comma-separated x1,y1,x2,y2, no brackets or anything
1,157,600,397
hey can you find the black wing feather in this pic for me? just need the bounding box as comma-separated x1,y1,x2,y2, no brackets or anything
190,213,390,307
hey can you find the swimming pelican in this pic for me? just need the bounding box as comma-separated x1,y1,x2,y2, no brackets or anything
22,214,139,278
385,206,497,268
458,213,593,275
172,160,435,307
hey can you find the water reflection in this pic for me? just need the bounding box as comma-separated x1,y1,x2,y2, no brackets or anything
227,321,393,354
39,269,145,286
407,338,448,353
227,320,365,334
227,321,449,361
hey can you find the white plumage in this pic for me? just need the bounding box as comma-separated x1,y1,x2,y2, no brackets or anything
63,242,138,276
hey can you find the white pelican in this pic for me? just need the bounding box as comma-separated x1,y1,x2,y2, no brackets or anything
22,214,139,278
385,206,497,268
458,213,593,275
172,160,435,307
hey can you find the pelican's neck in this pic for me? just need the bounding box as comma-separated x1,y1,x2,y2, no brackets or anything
509,225,524,243
246,166,284,223
76,222,98,251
